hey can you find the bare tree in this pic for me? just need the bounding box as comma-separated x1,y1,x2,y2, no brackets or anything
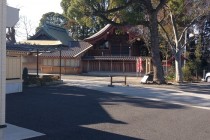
159,1,209,82
6,27,16,44
15,16,35,41
21,16,34,39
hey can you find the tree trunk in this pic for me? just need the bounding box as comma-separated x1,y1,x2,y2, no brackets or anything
150,11,165,84
6,27,16,44
175,46,183,82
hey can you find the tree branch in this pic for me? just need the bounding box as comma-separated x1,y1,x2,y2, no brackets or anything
170,11,179,47
159,23,176,54
89,0,133,15
178,13,206,42
156,0,167,12
159,23,173,46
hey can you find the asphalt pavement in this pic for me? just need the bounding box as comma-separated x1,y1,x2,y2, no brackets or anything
4,75,210,140
62,75,210,109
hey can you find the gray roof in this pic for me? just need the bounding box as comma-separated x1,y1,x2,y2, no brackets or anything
6,43,55,53
82,56,151,61
84,24,115,44
6,41,92,58
40,41,92,58
29,23,74,46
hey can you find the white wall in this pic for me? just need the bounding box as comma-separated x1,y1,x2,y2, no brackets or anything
6,6,19,28
6,56,21,79
6,80,23,94
0,0,6,127
6,56,23,94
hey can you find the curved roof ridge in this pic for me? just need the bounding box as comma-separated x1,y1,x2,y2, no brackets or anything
29,23,74,46
44,23,67,32
84,24,114,43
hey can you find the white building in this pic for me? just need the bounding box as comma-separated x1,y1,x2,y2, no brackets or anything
0,0,7,129
6,6,20,94
0,1,19,128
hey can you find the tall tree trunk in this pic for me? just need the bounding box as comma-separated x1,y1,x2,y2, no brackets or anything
150,11,165,84
170,11,183,83
175,45,183,82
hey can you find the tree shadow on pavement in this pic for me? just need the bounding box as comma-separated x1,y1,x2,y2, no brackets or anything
6,84,184,140
177,84,210,95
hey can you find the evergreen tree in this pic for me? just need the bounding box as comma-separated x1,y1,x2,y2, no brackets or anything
36,12,68,32
61,0,167,84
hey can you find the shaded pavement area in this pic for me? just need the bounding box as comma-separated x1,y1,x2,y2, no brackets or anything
6,84,210,140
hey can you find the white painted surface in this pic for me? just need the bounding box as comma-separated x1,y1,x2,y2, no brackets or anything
63,78,210,110
6,80,22,94
0,0,7,126
6,6,19,28
0,124,44,140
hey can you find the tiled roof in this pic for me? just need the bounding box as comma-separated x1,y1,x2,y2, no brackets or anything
40,41,92,58
84,24,115,44
84,23,147,45
29,23,74,46
19,40,62,45
82,56,151,61
6,43,55,53
6,41,92,58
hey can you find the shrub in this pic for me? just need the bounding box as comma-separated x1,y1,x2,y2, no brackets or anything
165,66,175,82
22,67,28,80
182,66,193,81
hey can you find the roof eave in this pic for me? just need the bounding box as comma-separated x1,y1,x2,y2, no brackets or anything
73,44,93,57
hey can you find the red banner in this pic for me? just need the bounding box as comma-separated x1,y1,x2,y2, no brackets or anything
136,57,143,72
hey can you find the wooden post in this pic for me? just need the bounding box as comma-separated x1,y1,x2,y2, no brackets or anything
88,60,90,72
149,58,151,72
111,76,112,86
36,49,39,77
99,60,101,71
108,76,114,87
123,60,125,73
146,59,148,74
111,60,113,72
124,76,127,85
203,69,206,80
59,50,62,80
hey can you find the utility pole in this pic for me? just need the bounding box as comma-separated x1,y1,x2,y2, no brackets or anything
0,0,7,129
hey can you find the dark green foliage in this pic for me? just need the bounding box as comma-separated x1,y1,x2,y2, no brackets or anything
36,12,68,32
182,37,204,81
60,0,108,39
182,61,195,81
22,67,29,85
165,66,175,81
23,74,60,86
60,0,167,83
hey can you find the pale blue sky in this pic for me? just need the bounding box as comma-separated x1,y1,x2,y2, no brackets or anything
7,0,63,41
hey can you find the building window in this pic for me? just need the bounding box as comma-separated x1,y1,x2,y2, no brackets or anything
66,59,71,66
66,59,79,67
43,59,52,66
54,59,59,66
52,59,65,66
75,59,80,67
61,59,65,66
99,41,109,49
48,59,52,66
43,59,48,65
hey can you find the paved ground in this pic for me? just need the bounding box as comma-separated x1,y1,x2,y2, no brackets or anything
62,75,210,109
5,75,210,140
